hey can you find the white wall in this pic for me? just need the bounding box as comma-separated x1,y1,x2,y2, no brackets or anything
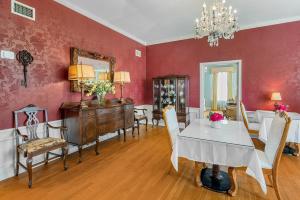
0,105,200,181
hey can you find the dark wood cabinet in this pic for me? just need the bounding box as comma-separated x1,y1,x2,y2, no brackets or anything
60,98,134,162
152,75,190,127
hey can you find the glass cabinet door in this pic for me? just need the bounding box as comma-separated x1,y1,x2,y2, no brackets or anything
160,78,177,109
153,79,160,111
177,79,186,113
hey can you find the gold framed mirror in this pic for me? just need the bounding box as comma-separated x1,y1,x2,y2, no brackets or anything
70,47,116,92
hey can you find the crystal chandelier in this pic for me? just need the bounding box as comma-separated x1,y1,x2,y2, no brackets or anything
195,0,239,47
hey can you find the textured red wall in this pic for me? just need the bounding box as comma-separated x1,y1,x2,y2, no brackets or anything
0,0,146,129
146,21,300,112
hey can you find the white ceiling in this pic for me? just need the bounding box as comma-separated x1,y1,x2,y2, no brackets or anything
55,0,300,45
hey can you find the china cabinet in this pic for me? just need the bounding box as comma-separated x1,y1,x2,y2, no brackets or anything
152,75,190,126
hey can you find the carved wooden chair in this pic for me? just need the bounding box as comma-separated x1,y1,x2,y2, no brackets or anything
14,104,68,188
133,108,148,135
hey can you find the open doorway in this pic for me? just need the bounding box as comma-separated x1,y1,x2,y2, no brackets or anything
199,60,242,120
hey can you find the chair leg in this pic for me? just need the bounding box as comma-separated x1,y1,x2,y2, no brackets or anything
194,161,203,187
26,157,33,188
145,118,148,131
15,150,19,176
228,167,238,196
63,146,68,170
137,121,140,135
95,138,100,155
273,171,282,200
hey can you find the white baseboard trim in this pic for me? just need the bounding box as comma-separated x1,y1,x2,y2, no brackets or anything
0,105,200,181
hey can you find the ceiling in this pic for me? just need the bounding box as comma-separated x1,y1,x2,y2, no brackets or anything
55,0,300,45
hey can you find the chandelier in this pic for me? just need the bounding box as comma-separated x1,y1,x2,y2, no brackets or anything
195,0,239,47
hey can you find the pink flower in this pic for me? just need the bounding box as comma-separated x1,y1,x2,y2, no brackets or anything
275,104,287,112
209,113,224,122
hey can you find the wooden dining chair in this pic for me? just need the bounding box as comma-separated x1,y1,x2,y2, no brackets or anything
134,108,148,135
255,112,291,200
240,101,260,135
14,104,68,188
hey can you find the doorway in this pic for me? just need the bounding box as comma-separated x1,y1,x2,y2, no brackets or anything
199,60,242,120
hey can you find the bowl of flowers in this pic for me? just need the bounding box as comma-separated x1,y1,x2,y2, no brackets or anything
208,112,224,128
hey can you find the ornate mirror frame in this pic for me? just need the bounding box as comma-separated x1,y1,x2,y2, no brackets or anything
70,47,116,92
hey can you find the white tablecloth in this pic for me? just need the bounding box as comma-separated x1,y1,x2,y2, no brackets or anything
171,119,267,193
257,111,300,143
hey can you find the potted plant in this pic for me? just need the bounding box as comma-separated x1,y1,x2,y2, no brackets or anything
85,80,115,105
208,112,224,128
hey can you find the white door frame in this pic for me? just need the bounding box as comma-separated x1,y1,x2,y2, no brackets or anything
199,60,242,120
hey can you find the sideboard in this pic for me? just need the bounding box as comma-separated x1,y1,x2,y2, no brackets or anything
60,98,134,162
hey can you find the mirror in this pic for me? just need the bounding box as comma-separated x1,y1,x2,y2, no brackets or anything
70,47,115,92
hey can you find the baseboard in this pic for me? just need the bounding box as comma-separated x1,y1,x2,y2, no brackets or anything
0,104,200,181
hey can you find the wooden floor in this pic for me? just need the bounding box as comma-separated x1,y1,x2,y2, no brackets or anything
1,125,300,200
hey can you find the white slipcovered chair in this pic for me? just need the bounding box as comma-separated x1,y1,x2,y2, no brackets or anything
255,112,291,200
240,101,260,135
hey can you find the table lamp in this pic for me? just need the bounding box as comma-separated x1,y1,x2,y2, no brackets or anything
271,92,282,109
114,71,130,101
68,64,95,108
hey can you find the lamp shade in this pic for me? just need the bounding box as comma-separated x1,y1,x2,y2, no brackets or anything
271,92,282,101
68,64,95,80
114,71,131,84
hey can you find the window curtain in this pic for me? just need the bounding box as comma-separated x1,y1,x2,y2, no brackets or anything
211,66,236,110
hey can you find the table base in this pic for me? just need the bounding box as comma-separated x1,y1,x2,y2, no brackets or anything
283,145,296,155
201,168,231,193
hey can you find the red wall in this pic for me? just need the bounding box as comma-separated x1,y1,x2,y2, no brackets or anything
0,0,146,129
146,21,300,112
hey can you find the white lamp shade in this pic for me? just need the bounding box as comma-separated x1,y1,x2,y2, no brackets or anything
114,71,131,83
68,64,95,80
98,72,110,81
271,92,282,101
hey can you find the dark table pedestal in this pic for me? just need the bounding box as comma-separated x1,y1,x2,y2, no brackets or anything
201,164,231,193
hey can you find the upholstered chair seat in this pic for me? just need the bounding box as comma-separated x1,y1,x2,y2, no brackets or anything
19,138,66,155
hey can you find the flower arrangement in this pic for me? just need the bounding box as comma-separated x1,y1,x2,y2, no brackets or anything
274,103,288,112
208,112,224,122
208,112,224,128
85,80,115,104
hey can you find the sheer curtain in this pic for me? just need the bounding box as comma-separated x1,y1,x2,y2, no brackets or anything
217,72,228,109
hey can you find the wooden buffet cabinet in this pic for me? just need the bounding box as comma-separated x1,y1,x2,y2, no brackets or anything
60,98,134,162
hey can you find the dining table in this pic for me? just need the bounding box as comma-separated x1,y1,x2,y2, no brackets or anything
171,118,266,196
257,110,300,155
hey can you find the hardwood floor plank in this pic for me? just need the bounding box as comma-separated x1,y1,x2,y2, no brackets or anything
0,126,299,200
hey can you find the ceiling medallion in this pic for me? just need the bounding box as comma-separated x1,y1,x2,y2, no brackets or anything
195,0,239,47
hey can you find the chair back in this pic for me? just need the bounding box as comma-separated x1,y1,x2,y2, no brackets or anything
14,104,48,142
162,106,180,150
240,101,250,130
265,112,291,167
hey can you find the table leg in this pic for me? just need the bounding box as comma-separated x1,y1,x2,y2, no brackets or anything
228,167,238,196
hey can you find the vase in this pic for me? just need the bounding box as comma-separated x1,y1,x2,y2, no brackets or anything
210,121,221,129
97,94,105,105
